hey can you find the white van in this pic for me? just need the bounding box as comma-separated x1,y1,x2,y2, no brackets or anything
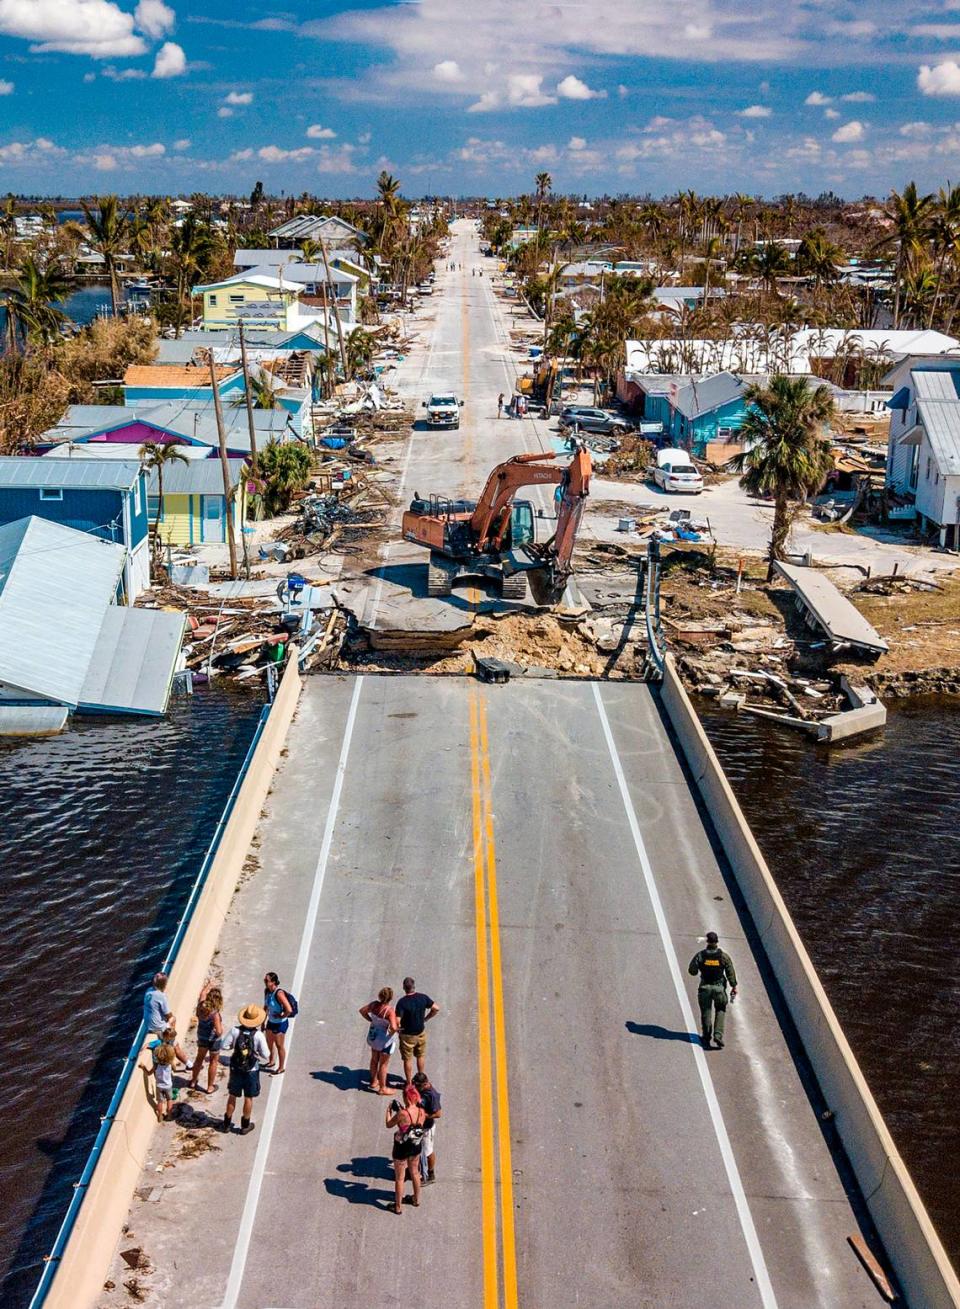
653,448,704,495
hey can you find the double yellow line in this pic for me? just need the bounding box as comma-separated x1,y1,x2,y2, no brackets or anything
469,688,519,1309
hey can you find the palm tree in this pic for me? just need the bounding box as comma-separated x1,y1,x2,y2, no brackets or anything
168,214,216,333
257,439,312,516
882,182,934,329
2,256,71,350
534,171,552,237
730,376,836,580
701,235,725,300
375,171,402,257
926,184,960,328
81,194,128,317
0,193,18,270
346,327,376,378
755,242,791,295
796,229,844,289
140,441,188,559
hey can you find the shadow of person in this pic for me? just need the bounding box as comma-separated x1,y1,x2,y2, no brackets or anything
336,1155,395,1182
311,1066,366,1091
324,1177,396,1208
625,1021,700,1044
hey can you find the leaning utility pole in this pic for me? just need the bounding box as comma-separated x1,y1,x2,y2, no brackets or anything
207,349,239,580
237,320,259,477
319,239,350,382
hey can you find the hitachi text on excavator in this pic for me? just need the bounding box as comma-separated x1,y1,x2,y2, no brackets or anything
401,446,592,606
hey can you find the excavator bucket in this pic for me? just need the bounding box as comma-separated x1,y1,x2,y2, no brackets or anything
526,565,566,607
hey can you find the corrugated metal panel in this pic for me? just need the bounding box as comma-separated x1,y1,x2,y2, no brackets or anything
0,457,140,490
0,705,69,736
78,607,185,715
916,400,960,475
913,369,960,401
673,372,745,420
0,517,126,706
148,458,246,495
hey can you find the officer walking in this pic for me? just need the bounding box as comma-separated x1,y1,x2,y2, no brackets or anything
688,931,737,1049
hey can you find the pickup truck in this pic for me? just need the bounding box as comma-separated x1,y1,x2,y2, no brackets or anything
423,393,464,429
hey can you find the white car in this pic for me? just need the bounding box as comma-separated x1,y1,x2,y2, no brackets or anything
652,448,704,494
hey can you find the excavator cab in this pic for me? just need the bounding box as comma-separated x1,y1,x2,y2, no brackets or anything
508,500,535,548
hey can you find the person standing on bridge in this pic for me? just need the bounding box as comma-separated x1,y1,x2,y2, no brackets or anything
262,972,294,1074
396,977,439,1082
688,932,737,1049
221,1003,270,1135
497,392,504,419
360,986,400,1094
386,1084,426,1213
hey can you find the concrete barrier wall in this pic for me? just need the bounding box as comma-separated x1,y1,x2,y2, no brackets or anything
43,657,302,1309
660,656,960,1309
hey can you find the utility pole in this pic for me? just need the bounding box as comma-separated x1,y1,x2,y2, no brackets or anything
319,282,333,399
207,349,239,580
237,320,259,476
319,240,349,382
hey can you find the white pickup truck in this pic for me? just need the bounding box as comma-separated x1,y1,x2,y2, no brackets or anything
423,393,464,429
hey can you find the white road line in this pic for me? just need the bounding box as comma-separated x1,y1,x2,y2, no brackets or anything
591,681,779,1309
219,674,365,1309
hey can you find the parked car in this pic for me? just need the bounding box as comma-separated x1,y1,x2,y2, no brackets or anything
418,281,434,296
652,447,704,494
423,393,464,429
558,406,631,436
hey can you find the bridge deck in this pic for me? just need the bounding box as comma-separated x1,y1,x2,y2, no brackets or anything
774,560,889,653
103,674,881,1309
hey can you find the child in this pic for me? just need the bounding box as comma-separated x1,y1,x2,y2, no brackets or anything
152,1041,175,1122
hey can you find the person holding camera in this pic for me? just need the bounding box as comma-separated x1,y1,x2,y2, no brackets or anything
386,1084,427,1214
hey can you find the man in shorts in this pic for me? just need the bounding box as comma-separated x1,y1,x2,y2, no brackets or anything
220,1003,270,1135
412,1071,442,1184
396,977,440,1082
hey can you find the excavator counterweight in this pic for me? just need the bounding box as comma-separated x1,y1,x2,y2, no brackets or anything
400,447,591,604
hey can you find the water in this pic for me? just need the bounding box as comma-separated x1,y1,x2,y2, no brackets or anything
0,686,264,1307
698,697,960,1268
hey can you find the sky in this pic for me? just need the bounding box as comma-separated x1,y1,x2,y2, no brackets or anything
8,1,960,197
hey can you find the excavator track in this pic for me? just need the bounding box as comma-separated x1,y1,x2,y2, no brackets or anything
500,572,528,600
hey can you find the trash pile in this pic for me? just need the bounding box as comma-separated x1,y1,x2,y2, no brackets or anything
602,435,657,479
273,477,388,559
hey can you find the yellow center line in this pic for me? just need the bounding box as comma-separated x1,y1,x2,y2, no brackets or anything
470,691,499,1309
479,694,519,1309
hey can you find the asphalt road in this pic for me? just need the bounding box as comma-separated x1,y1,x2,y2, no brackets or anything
102,222,885,1309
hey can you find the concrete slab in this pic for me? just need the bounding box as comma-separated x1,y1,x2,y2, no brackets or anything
774,561,889,653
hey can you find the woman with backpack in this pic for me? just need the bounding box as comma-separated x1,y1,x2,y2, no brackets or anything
262,972,296,1075
386,1084,427,1214
359,986,399,1095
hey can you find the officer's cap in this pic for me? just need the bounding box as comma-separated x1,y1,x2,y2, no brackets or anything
706,931,719,943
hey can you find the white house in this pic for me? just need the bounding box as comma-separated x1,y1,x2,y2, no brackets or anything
885,355,960,547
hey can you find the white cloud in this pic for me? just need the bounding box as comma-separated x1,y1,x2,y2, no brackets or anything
918,61,960,96
556,73,605,100
467,91,500,113
617,84,628,98
0,79,13,94
900,120,932,137
358,130,371,144
152,40,185,77
173,136,190,149
567,135,586,150
230,148,253,161
0,136,62,163
102,64,146,79
508,73,556,107
824,107,840,119
684,23,711,38
217,107,233,118
0,0,147,57
74,140,164,170
433,59,463,82
737,104,771,118
134,0,174,40
93,152,118,170
306,124,336,139
805,91,832,106
258,144,314,162
315,143,357,173
832,119,865,142
224,90,252,105
841,90,875,102
82,71,95,81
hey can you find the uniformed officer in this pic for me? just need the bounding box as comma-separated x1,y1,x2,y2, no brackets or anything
688,931,738,1049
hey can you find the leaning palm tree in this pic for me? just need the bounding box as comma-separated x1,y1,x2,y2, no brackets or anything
81,195,128,317
882,182,934,329
2,256,71,350
730,375,836,580
140,441,188,559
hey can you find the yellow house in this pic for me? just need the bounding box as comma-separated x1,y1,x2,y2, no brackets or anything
147,457,247,547
193,272,304,332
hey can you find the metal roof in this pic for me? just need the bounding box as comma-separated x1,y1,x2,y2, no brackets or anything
52,405,142,431
0,516,126,706
0,456,141,490
913,367,960,475
673,372,746,420
234,248,302,266
78,607,185,716
245,262,359,285
148,457,246,495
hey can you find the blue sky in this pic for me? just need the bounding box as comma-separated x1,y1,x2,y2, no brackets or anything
6,0,960,197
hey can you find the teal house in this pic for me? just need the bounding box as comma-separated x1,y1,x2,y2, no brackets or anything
633,372,750,455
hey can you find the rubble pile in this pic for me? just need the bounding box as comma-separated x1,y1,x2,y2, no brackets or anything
602,435,657,480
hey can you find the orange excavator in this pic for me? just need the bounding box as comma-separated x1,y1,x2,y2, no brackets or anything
401,446,591,605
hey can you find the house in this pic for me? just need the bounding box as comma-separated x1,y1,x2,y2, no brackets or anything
885,357,960,547
0,457,150,599
148,456,248,548
155,326,330,365
122,362,245,406
0,515,184,734
268,214,368,249
193,272,312,332
243,262,359,324
40,400,306,458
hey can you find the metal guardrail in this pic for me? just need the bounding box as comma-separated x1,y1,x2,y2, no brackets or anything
28,697,273,1309
644,538,668,679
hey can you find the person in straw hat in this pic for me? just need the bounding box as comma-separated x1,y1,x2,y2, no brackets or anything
219,1002,270,1135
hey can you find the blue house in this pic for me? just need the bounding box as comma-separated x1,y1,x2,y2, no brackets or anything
668,373,750,455
0,458,150,599
122,362,246,407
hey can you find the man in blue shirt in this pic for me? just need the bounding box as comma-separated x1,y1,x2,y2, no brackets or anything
143,972,190,1068
412,1071,442,1184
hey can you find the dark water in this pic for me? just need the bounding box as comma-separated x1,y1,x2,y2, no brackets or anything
698,697,960,1268
0,687,264,1307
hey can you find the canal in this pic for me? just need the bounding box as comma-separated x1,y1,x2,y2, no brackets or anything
699,695,960,1273
0,686,264,1308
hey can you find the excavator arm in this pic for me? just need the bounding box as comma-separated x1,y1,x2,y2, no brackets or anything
469,451,566,550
